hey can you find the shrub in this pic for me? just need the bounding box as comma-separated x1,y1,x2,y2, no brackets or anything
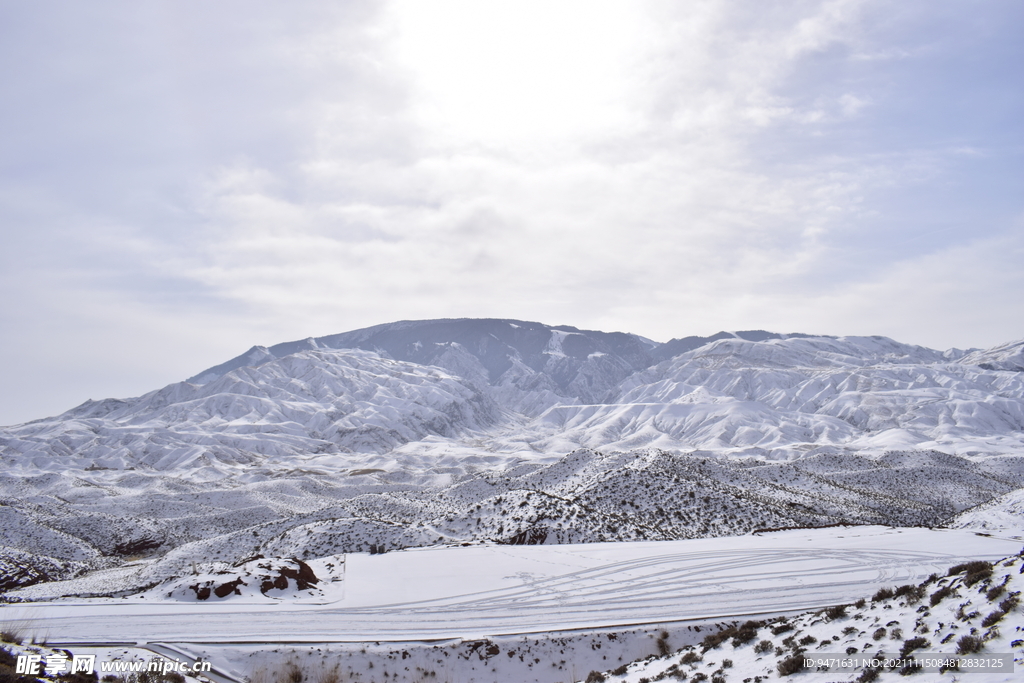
854,598,866,608
680,651,701,665
898,661,922,675
985,582,1007,601
721,659,732,668
585,672,606,683
657,631,672,656
857,667,881,682
899,636,929,659
981,610,1006,628
754,640,773,654
611,664,628,675
948,560,991,577
771,622,793,635
872,627,886,641
949,561,994,587
999,593,1020,612
825,604,847,620
0,627,22,645
894,584,926,604
700,621,761,651
957,635,984,654
798,635,817,646
930,585,955,606
701,631,729,651
777,654,805,676
872,587,894,601
731,620,760,647
890,627,903,640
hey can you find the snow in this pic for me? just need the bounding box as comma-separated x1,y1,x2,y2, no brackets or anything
4,527,1018,643
2,321,1024,682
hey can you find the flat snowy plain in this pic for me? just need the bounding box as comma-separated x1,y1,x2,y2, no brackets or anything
6,526,1019,644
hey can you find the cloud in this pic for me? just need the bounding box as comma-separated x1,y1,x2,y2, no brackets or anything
0,0,1022,423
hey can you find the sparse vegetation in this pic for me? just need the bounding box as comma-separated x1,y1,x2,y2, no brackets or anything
957,634,984,654
824,604,847,620
893,584,926,604
776,654,805,676
981,609,1006,627
872,587,894,601
656,631,671,656
949,561,993,587
857,666,881,682
899,636,929,658
930,585,955,606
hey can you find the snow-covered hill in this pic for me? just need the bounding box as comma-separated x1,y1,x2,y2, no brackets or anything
584,550,1024,683
1,347,498,473
2,319,1023,598
3,321,1022,474
523,335,1024,457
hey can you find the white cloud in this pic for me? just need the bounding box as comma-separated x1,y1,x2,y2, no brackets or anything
1,0,1022,423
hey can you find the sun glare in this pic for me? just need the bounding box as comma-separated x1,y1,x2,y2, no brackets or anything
387,0,649,147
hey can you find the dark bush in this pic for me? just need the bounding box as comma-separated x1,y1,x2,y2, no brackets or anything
680,651,701,665
948,560,991,577
930,585,955,606
898,661,922,675
0,627,22,646
986,582,1006,601
611,664,628,675
701,631,730,651
894,584,926,603
956,635,983,654
999,593,1020,612
825,604,847,620
731,620,760,647
899,636,929,659
981,610,1006,628
872,627,886,641
656,631,671,657
771,621,793,635
777,654,805,676
754,640,773,654
857,667,880,682
798,635,817,646
585,672,606,683
872,587,894,601
854,598,866,608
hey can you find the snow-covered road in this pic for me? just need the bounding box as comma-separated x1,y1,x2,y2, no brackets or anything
8,527,1020,643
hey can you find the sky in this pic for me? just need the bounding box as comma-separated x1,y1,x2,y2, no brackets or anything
1,0,1022,425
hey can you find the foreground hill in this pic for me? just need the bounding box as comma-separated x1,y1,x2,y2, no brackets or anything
3,447,1023,598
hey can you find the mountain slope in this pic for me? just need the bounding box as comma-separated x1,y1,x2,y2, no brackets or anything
1,348,498,473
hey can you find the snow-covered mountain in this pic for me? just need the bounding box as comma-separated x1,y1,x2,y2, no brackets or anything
2,347,498,473
3,320,1022,475
2,318,1024,597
